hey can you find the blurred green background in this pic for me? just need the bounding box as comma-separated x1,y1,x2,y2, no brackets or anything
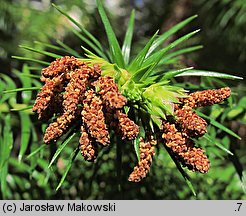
0,0,245,199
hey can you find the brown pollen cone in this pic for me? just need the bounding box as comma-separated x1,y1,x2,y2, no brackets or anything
179,146,210,173
92,76,127,109
161,122,191,153
79,126,97,162
62,66,92,112
82,89,110,146
43,66,92,143
161,121,210,173
43,114,71,143
38,93,63,120
128,137,156,182
182,87,231,108
115,110,139,140
174,105,207,138
41,56,84,80
32,75,64,119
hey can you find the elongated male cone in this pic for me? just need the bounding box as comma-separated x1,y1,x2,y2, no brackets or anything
41,56,84,79
162,121,210,173
79,126,97,162
162,122,191,153
43,66,92,143
33,75,64,119
92,76,127,109
179,146,210,173
115,110,139,140
174,105,207,138
128,137,156,182
182,87,231,108
82,89,110,146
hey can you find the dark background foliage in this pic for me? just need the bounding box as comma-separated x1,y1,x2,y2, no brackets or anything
0,0,245,199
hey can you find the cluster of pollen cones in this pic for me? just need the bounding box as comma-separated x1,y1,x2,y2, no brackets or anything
161,87,231,173
32,56,139,162
128,87,231,182
33,56,231,182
